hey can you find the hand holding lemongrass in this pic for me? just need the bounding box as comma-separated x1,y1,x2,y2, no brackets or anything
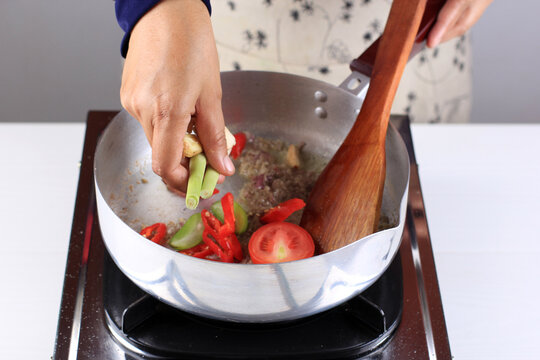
120,0,234,194
184,127,236,209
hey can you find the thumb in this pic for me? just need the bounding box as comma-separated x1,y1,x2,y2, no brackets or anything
195,99,235,177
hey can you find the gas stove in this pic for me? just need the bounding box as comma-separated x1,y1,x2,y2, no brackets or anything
53,111,451,359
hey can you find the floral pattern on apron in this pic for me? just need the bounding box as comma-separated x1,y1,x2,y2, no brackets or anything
211,0,472,123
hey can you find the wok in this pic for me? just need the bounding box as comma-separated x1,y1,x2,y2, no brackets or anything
94,2,442,322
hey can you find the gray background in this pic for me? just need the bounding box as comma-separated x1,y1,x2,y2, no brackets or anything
0,1,538,123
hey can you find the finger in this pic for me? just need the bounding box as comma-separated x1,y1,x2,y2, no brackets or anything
217,174,226,184
427,0,464,48
195,93,235,177
121,98,155,146
137,107,155,146
120,64,155,146
439,0,493,44
124,104,155,146
151,110,191,192
187,116,196,133
164,181,187,198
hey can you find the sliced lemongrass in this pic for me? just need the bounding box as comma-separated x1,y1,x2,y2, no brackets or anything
200,166,220,199
185,153,206,209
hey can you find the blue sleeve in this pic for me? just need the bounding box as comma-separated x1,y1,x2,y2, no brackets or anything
115,0,212,57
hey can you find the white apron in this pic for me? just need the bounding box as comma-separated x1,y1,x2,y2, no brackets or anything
211,0,472,123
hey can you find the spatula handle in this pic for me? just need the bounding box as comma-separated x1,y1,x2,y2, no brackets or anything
350,0,446,77
301,0,430,253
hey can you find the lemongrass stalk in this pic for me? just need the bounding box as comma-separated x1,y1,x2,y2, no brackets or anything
185,153,207,209
200,166,220,199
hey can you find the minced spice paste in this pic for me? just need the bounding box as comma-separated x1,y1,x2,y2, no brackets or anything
233,132,326,254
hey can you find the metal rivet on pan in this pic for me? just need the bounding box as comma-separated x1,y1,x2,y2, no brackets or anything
314,90,327,102
315,107,327,119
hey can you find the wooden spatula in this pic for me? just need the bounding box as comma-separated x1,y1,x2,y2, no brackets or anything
300,0,429,254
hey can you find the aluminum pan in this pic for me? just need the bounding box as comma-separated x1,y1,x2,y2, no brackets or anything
94,71,410,322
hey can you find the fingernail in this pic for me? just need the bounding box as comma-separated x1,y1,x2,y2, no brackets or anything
223,156,235,174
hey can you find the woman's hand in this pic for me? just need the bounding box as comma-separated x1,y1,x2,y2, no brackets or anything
120,0,234,194
427,0,493,48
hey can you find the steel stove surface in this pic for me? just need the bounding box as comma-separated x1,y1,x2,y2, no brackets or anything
54,111,451,360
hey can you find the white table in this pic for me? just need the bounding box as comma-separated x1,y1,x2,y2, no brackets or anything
1,123,539,359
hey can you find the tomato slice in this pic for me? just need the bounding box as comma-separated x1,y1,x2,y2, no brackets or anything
248,222,315,264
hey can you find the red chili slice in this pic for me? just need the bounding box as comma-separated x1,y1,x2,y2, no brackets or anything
220,193,242,260
140,223,167,244
179,243,213,259
200,194,243,262
219,192,236,236
260,198,306,223
225,233,243,261
201,210,235,263
230,132,247,159
202,209,222,237
202,229,234,263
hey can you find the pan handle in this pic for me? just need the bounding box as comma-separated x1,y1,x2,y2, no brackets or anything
339,0,445,96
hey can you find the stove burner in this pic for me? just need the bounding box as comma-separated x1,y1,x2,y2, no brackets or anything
104,252,402,359
53,112,452,360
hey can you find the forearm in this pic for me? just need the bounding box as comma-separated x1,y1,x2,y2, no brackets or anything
115,0,212,57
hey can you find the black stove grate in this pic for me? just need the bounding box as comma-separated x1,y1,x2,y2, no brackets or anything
104,251,402,359
53,112,452,360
